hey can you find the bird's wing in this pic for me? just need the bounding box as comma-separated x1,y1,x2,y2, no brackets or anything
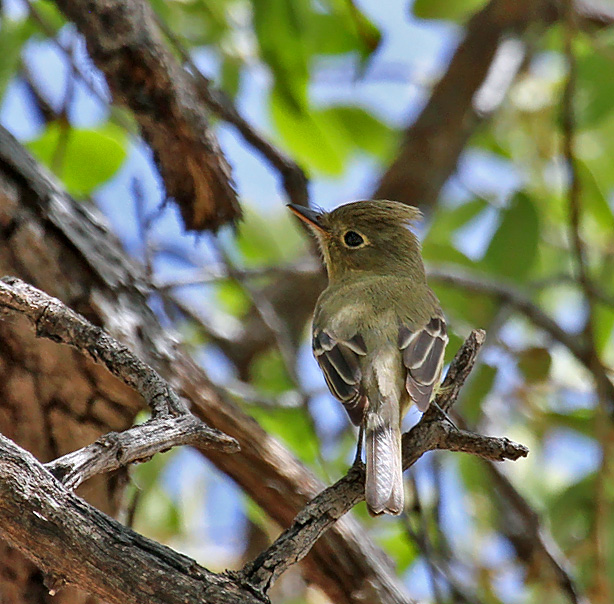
313,329,368,425
398,316,448,411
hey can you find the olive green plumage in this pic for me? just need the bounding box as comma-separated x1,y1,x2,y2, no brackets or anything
289,200,447,516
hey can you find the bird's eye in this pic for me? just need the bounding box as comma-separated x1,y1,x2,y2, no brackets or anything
343,230,364,247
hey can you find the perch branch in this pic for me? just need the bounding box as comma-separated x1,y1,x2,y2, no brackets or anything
243,329,528,593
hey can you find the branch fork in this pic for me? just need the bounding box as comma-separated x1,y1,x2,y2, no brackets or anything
0,276,239,492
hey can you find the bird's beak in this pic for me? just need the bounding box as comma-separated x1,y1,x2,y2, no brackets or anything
287,204,327,233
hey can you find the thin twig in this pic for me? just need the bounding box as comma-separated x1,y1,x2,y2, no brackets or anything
153,12,309,209
406,471,445,604
562,3,596,352
563,9,612,601
427,265,614,407
26,1,134,132
46,415,237,491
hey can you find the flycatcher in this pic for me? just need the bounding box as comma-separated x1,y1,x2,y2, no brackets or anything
289,200,447,515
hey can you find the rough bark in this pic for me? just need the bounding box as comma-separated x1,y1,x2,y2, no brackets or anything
0,139,142,603
0,124,409,603
52,0,239,231
0,434,266,604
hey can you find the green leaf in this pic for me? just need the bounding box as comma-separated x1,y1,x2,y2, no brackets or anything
549,473,595,549
26,122,128,196
29,0,66,37
249,349,294,396
593,302,614,357
426,199,490,245
306,2,381,60
236,205,307,265
444,330,464,364
319,105,396,160
376,524,418,572
270,88,348,175
220,55,242,98
542,409,593,438
0,18,34,102
459,362,497,422
576,50,614,127
431,281,497,329
412,0,488,22
575,160,614,237
423,242,477,269
252,0,310,110
249,403,319,465
518,347,552,384
216,280,251,318
482,192,539,282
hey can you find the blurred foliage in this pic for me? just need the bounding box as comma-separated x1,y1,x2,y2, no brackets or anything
2,0,614,603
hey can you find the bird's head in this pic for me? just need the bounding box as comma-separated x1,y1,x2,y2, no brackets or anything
289,200,426,283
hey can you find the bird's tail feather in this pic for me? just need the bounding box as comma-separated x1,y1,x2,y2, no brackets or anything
365,399,403,516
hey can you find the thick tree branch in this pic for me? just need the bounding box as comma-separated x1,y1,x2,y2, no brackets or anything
51,0,240,231
374,0,542,209
0,434,265,604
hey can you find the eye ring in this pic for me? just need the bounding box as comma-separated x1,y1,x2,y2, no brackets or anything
343,230,365,248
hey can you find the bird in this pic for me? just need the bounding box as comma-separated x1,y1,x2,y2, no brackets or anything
289,200,448,515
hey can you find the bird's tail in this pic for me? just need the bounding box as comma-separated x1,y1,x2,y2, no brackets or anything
365,396,403,516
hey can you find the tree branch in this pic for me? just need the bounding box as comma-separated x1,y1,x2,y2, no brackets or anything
243,330,528,594
0,123,411,604
45,414,236,491
51,0,240,231
0,276,239,490
0,434,265,604
374,0,542,209
153,13,310,209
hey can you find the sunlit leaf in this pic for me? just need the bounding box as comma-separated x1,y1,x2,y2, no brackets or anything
27,122,128,196
576,50,614,127
306,2,381,59
216,280,251,317
270,88,348,175
0,18,34,102
426,199,490,245
412,0,488,22
236,205,307,265
249,403,320,466
253,0,310,110
593,303,614,358
319,105,396,160
376,524,418,572
249,349,294,395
